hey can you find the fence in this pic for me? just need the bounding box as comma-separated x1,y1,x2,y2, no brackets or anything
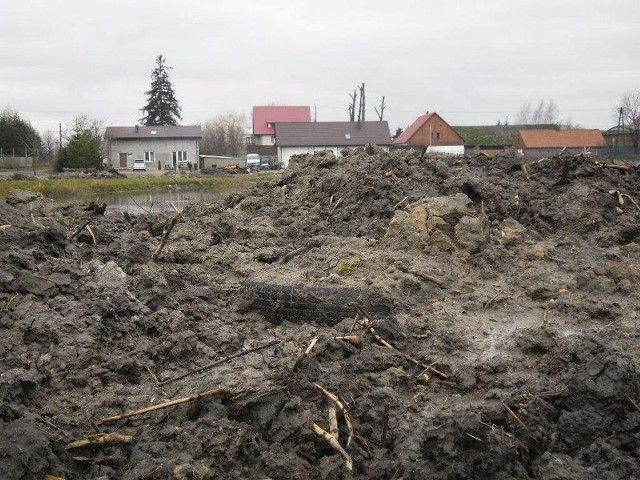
0,148,43,169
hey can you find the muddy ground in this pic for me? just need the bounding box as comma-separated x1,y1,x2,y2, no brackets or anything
1,148,639,479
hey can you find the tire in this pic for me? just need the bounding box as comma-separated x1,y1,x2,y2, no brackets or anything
244,278,391,325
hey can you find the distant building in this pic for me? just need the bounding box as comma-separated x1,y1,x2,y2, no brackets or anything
514,129,608,157
104,126,202,169
455,124,559,156
393,112,464,155
275,121,392,168
248,106,312,157
602,125,637,155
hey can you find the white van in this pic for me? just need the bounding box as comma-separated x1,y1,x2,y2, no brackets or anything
246,154,261,170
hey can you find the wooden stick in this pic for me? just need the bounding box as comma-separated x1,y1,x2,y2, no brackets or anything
465,432,485,443
65,432,133,450
68,218,91,240
159,339,281,386
327,197,343,219
292,336,319,372
503,403,529,432
393,196,408,209
85,225,97,245
280,245,308,264
95,388,225,426
396,265,445,288
357,312,449,380
312,423,353,472
152,212,182,260
329,406,339,440
314,383,355,447
621,194,640,212
628,395,640,413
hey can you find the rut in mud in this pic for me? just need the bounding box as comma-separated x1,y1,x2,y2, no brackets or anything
1,149,639,479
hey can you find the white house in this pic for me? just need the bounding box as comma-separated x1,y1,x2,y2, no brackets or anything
104,125,202,169
275,121,392,167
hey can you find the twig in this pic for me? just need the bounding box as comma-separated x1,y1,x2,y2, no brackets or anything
85,225,97,245
465,432,485,443
312,423,353,472
628,396,640,413
520,163,530,181
393,196,408,209
145,365,160,385
95,388,226,426
65,432,133,450
3,293,18,311
152,212,182,260
396,265,445,288
503,403,529,432
292,336,319,372
280,246,309,264
68,218,91,241
483,290,506,309
159,339,281,386
314,383,355,447
621,194,640,212
355,306,449,380
329,406,339,440
327,197,343,219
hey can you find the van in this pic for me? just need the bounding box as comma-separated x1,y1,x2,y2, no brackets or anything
246,154,261,170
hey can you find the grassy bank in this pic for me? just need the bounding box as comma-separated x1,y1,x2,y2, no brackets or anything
0,174,265,199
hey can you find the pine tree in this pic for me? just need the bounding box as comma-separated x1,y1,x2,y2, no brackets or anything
140,55,182,126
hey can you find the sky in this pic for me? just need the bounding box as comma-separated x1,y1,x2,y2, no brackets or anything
1,0,639,137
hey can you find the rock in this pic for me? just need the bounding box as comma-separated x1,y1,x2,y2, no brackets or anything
454,216,486,250
498,218,526,246
5,189,41,206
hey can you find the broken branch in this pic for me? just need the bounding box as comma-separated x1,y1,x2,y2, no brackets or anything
292,336,319,372
96,388,226,426
152,212,182,260
159,339,281,386
312,423,353,472
65,432,133,450
329,406,339,440
314,383,355,447
503,403,529,432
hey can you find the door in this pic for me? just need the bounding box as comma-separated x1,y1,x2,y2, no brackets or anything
119,153,128,168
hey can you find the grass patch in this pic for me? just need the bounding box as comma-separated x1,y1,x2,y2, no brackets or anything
0,175,264,199
335,255,362,276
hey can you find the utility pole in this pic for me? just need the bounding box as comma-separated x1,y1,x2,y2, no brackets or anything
59,123,62,153
614,107,624,158
314,105,317,122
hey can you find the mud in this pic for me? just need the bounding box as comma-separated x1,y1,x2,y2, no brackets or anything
1,149,639,479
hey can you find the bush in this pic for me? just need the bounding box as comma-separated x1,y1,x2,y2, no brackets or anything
56,132,101,170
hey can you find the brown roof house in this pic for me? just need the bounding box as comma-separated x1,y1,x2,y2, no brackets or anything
275,121,392,167
393,112,465,155
104,125,202,169
514,129,608,157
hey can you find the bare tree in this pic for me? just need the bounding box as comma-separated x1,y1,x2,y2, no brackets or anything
375,96,386,121
517,99,558,125
618,92,640,154
201,112,247,157
41,130,58,162
348,89,358,122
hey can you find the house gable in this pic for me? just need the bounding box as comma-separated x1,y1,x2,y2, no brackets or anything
394,113,464,146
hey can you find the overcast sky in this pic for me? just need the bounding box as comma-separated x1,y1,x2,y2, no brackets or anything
1,0,639,136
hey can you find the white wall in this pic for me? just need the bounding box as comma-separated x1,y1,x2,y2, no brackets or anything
426,145,465,155
107,138,200,168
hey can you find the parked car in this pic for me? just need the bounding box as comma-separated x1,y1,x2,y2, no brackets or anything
132,159,146,172
246,154,260,170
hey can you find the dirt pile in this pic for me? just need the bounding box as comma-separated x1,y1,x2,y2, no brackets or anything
1,149,639,479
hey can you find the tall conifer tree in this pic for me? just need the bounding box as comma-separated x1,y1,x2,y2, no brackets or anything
140,55,182,126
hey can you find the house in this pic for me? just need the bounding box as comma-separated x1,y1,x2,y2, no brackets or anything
455,123,559,156
514,129,608,157
248,106,312,157
393,112,465,155
275,121,392,168
602,125,638,155
104,125,202,169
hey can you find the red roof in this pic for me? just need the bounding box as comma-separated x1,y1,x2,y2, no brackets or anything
393,113,436,144
253,106,311,135
516,129,607,149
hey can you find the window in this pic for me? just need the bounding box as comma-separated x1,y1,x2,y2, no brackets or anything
436,132,440,140
271,135,276,144
246,136,256,145
144,151,155,162
172,151,188,165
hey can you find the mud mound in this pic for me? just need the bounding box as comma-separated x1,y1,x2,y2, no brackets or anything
1,150,639,479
